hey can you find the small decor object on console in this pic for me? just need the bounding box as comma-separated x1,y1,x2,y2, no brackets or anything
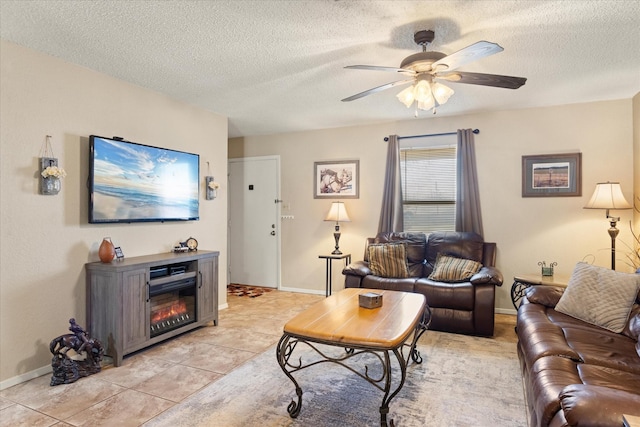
538,261,557,276
114,246,124,260
186,237,198,251
98,237,116,263
50,318,104,386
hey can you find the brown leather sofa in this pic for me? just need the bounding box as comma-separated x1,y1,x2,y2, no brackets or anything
517,285,640,427
342,231,503,336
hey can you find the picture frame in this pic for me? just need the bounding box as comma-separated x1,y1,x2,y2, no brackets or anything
522,153,582,197
114,246,125,259
314,160,359,199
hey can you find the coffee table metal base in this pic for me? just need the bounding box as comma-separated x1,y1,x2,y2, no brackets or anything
276,310,429,427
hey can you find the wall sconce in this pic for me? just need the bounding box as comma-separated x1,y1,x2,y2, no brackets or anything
39,135,66,195
583,181,632,270
324,201,351,254
205,176,219,200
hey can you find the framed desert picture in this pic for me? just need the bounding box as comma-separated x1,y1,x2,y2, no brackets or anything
522,153,582,197
314,160,359,199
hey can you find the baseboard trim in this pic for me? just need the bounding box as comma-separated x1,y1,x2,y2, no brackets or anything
278,286,325,296
1,365,52,391
496,307,517,316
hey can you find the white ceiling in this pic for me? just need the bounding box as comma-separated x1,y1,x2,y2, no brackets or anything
1,1,639,138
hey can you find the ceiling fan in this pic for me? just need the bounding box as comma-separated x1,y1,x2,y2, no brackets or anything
341,30,527,114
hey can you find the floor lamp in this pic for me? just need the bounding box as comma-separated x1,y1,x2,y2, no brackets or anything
324,201,351,255
584,182,632,270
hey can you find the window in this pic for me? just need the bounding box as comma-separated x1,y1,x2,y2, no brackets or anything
400,145,456,232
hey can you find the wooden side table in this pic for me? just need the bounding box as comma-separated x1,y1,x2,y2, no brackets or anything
623,414,640,427
511,273,570,309
318,254,351,297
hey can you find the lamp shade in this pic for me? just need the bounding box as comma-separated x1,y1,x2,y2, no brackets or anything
431,81,455,104
584,182,632,210
396,79,453,112
324,201,351,222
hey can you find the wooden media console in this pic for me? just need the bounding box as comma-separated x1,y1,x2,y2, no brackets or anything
86,250,219,366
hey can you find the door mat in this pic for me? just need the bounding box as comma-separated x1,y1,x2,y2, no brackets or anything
227,284,274,298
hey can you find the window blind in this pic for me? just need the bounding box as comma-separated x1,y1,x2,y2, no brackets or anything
400,147,456,232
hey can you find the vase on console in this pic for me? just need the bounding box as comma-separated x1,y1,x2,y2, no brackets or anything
98,238,115,263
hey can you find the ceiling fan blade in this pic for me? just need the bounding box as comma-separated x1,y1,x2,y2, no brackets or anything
345,65,416,75
341,79,415,102
436,71,527,89
431,41,503,72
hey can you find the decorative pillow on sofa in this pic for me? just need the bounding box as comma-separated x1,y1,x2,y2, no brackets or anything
367,243,410,278
555,262,640,333
428,253,482,283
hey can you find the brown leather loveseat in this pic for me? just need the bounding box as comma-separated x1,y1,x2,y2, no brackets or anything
342,231,503,336
517,280,640,427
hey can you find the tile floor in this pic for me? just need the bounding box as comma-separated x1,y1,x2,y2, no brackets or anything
0,289,517,426
0,289,323,426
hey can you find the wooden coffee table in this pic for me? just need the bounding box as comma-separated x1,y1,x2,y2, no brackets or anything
276,288,430,427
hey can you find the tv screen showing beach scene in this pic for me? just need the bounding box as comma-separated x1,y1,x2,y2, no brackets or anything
89,135,199,223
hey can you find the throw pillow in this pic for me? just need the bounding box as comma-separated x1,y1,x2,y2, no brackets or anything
555,262,640,333
367,243,410,278
428,253,482,283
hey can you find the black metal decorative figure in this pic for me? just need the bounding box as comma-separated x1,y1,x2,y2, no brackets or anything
49,318,104,386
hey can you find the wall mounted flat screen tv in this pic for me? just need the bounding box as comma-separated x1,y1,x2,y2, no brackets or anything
89,135,199,223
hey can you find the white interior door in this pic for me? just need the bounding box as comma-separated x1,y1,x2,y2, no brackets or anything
228,156,280,288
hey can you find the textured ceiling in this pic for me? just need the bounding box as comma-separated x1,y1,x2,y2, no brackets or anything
1,1,639,138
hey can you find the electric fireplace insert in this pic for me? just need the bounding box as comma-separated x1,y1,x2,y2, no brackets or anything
149,276,197,338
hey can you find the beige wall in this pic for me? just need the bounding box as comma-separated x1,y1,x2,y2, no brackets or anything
230,99,636,311
0,41,228,385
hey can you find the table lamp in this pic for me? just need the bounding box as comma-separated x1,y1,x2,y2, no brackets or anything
325,201,351,255
583,181,632,270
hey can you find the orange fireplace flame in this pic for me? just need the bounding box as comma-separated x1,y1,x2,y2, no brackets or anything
151,300,188,324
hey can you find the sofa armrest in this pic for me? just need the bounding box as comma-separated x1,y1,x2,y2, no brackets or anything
524,285,564,308
342,260,372,277
560,384,640,427
470,266,503,286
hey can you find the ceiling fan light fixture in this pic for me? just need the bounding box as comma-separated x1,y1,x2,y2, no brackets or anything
432,82,454,104
343,30,527,116
414,80,431,99
417,96,435,111
397,85,416,108
397,79,448,112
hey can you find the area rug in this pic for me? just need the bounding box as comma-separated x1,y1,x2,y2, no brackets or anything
144,330,526,426
227,284,274,298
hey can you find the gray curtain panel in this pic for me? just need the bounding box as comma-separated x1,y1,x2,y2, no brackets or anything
456,129,484,236
378,134,404,233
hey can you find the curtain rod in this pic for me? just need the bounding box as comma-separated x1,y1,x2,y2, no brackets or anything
384,128,479,142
